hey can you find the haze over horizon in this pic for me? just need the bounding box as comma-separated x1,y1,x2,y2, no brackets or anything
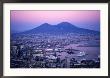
11,10,100,32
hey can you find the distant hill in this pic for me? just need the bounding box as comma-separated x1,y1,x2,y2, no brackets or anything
19,22,100,35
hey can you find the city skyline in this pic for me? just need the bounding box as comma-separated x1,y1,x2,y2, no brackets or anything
11,10,100,32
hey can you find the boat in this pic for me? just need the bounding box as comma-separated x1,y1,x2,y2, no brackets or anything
76,51,86,57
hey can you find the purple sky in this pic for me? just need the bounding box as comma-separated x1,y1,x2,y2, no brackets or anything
11,10,100,32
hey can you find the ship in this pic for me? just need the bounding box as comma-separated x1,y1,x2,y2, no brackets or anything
76,51,86,57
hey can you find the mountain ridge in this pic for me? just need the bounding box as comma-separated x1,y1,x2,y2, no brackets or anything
15,22,100,35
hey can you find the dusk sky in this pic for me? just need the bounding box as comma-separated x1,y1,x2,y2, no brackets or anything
11,10,100,32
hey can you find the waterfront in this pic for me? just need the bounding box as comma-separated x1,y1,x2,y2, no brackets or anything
10,33,100,68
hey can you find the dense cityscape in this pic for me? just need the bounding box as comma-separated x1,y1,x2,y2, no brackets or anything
10,32,100,68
